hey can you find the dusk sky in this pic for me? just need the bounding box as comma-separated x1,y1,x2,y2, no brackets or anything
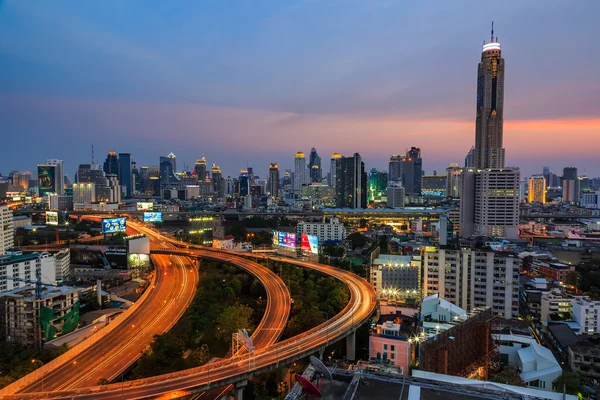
1,1,599,179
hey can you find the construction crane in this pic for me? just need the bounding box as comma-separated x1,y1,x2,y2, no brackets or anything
0,269,58,300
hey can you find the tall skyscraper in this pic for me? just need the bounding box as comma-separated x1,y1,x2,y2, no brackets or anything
446,163,461,199
294,152,307,192
473,24,505,170
528,175,546,204
159,155,179,186
400,147,422,195
368,169,388,202
336,153,366,209
194,157,207,182
0,205,14,256
388,155,402,183
464,147,475,168
103,151,119,177
37,159,64,196
309,148,322,183
239,170,249,197
330,153,341,187
268,163,280,199
118,153,132,197
562,167,579,204
211,163,224,197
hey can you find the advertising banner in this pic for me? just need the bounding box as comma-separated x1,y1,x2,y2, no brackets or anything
136,202,154,211
102,218,126,234
128,253,151,269
272,231,296,248
71,245,128,270
143,212,162,223
301,234,319,254
46,211,59,226
38,166,56,196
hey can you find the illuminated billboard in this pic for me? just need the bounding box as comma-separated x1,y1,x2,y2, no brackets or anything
38,166,56,196
301,234,319,254
143,212,162,223
272,231,296,248
136,202,154,211
102,218,126,234
71,245,128,270
128,253,151,269
46,211,59,226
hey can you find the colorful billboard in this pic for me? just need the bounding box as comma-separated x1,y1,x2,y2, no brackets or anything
272,231,296,248
128,253,151,269
301,234,319,254
102,218,126,234
71,245,128,270
136,202,154,211
46,211,59,226
143,212,162,223
38,166,56,196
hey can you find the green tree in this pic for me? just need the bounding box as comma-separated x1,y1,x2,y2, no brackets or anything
215,305,255,343
565,271,581,288
553,372,583,395
346,232,367,249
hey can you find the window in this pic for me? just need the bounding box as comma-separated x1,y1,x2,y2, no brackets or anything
391,345,395,352
383,344,388,350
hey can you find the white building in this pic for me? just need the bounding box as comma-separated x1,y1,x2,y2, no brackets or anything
54,249,71,282
420,293,467,336
386,185,405,208
571,297,600,334
48,194,73,211
460,168,520,240
73,182,96,204
517,343,563,392
294,152,307,192
580,190,600,209
0,250,57,293
297,217,346,242
422,247,519,319
540,290,575,326
0,206,14,256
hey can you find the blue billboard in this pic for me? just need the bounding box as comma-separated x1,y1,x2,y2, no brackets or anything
272,231,296,248
143,212,162,223
102,218,126,234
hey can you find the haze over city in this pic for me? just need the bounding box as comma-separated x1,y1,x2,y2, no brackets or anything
1,1,599,177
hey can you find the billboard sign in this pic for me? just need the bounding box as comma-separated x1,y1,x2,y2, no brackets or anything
272,231,296,248
301,234,319,254
38,166,56,196
71,245,128,270
136,202,154,211
128,253,151,269
143,212,162,223
46,211,59,226
102,218,126,234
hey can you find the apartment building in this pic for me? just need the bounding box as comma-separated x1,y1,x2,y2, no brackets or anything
0,250,57,293
297,217,347,242
422,247,519,319
572,298,600,335
0,205,14,256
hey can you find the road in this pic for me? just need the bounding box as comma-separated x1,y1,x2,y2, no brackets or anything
0,237,376,399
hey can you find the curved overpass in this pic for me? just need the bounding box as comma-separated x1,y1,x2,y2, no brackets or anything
0,241,376,399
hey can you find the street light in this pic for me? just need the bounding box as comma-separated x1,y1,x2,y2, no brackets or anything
31,359,44,391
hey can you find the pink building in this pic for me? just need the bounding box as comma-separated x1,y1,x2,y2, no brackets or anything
368,312,414,375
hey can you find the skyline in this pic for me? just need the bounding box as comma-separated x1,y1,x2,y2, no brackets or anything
2,1,600,178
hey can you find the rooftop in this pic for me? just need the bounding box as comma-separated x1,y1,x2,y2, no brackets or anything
0,285,79,300
547,323,580,349
0,251,47,266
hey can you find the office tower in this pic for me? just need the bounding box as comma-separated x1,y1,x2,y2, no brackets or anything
368,169,388,202
387,185,405,208
282,170,292,189
474,24,505,169
423,246,519,319
268,163,280,199
446,163,461,199
388,155,402,183
73,182,96,204
37,159,64,196
103,151,119,177
542,166,550,188
421,174,447,199
294,152,307,192
336,153,366,209
309,148,322,183
0,205,14,255
132,162,141,193
118,153,132,197
239,170,249,197
528,175,546,204
194,157,207,182
211,163,224,197
106,174,121,203
330,153,341,187
562,167,579,203
159,155,179,186
400,147,422,195
464,147,475,168
11,171,31,190
460,168,520,239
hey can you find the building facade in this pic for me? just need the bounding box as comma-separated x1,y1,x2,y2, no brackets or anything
294,152,307,192
386,185,405,208
296,217,346,242
118,153,132,197
528,175,546,204
268,163,280,199
335,153,367,209
37,159,65,196
0,206,14,256
0,250,58,293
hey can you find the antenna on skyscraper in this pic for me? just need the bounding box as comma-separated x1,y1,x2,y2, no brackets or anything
92,145,95,164
491,21,494,43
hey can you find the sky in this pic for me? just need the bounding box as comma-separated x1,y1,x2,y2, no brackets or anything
1,0,599,179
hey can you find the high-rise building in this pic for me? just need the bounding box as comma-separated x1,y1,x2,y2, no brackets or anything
239,170,249,198
330,153,341,187
11,171,31,190
562,167,579,204
309,148,322,183
211,163,224,197
542,166,550,189
421,175,447,200
336,153,366,209
106,174,121,203
103,152,119,177
368,169,388,202
386,185,405,208
72,183,96,205
194,157,207,182
118,153,132,197
460,168,520,239
159,155,179,186
464,147,475,168
293,152,307,192
446,163,461,199
268,163,280,199
528,175,546,204
0,206,14,255
388,155,402,183
400,147,422,195
37,159,64,196
474,24,505,170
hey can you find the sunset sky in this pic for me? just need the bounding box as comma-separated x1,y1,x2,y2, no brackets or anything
1,1,599,179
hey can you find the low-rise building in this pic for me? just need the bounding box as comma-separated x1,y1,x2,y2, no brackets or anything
370,254,420,302
569,342,600,380
540,290,575,325
0,250,57,293
297,217,346,242
517,343,562,392
420,293,467,336
571,297,600,334
368,311,415,375
537,261,575,283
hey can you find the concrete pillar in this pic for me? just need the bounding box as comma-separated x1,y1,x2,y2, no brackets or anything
318,348,325,360
96,279,102,306
234,380,247,400
346,331,356,361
